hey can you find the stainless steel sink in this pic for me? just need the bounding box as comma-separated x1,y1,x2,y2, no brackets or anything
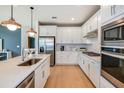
18,58,41,66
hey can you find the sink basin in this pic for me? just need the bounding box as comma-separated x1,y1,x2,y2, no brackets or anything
18,58,41,66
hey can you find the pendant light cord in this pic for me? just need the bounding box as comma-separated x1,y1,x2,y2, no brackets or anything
30,7,34,28
11,5,13,19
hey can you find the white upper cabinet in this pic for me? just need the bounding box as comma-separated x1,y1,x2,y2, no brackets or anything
56,27,82,44
81,24,87,37
101,5,124,25
101,5,112,24
56,27,71,43
114,5,124,16
56,27,63,43
70,27,82,43
86,20,91,33
81,10,100,37
90,13,98,31
81,24,89,43
86,10,99,33
39,25,57,36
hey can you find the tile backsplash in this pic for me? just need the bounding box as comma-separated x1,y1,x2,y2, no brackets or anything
56,44,87,51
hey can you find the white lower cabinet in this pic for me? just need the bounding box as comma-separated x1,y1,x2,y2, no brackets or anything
82,57,90,77
56,51,78,65
100,76,115,88
35,57,50,88
78,54,101,88
89,60,100,88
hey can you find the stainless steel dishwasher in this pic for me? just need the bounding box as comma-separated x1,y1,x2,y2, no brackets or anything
16,72,35,88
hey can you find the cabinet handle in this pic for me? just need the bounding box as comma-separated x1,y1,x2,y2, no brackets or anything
111,6,113,16
111,5,115,16
82,59,84,64
88,64,90,70
113,5,116,15
42,71,45,78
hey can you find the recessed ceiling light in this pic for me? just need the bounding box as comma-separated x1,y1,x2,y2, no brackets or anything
52,16,57,19
71,18,75,21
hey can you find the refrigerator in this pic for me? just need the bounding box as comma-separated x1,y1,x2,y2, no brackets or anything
38,36,55,66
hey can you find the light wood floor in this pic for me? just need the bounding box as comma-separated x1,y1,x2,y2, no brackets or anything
45,65,94,88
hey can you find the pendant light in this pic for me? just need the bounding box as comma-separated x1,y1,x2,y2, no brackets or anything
1,5,21,31
27,7,37,37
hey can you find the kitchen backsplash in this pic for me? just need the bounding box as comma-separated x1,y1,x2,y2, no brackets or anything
56,44,87,51
87,37,101,53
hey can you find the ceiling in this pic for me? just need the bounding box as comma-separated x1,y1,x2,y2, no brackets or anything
0,5,100,27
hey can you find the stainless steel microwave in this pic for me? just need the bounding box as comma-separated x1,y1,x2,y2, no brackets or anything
102,18,124,43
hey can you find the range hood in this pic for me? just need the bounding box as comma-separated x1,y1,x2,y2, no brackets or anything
83,29,98,38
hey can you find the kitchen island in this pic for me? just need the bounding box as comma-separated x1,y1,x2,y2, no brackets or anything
0,54,50,88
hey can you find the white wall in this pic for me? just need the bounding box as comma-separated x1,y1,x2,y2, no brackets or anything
21,26,29,51
34,20,39,54
0,39,2,51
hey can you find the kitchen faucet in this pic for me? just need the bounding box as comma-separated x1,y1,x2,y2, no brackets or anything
22,48,36,61
22,48,31,61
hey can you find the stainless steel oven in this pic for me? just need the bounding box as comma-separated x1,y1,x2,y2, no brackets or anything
101,46,124,87
101,18,124,87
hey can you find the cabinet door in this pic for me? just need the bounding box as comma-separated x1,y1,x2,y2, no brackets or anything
101,5,112,24
91,14,98,31
86,21,91,33
56,52,66,64
56,28,63,43
39,27,48,36
81,56,85,71
82,56,90,77
35,65,41,88
97,10,101,27
45,57,50,78
114,5,124,16
47,26,57,36
69,52,78,64
82,24,88,43
39,26,56,36
90,61,100,88
62,28,72,43
72,27,82,43
78,53,82,68
35,65,45,88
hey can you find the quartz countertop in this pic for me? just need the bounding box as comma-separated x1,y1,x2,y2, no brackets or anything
81,52,101,62
0,54,50,88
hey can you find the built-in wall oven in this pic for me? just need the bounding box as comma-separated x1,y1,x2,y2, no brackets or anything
101,18,124,87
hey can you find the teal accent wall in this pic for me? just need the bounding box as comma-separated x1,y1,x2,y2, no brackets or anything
0,25,21,57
